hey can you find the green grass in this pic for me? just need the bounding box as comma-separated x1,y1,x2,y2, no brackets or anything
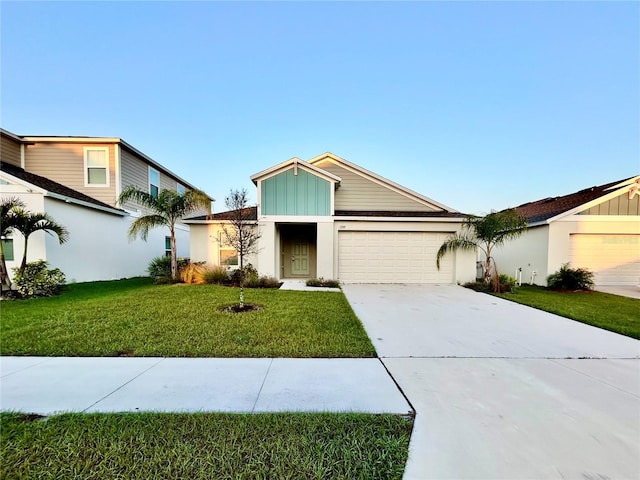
495,285,640,339
1,278,375,357
0,412,413,480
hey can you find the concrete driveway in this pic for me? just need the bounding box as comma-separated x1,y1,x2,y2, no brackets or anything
342,284,640,480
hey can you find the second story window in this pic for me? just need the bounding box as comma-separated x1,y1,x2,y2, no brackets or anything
84,147,109,187
176,183,185,195
149,167,160,199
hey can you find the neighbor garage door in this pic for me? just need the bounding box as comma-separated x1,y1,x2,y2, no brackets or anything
569,234,640,285
338,231,454,283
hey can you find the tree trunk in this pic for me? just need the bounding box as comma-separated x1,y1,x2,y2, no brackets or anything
20,235,29,275
170,226,178,280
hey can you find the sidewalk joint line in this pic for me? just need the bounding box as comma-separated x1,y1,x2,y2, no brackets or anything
251,358,274,413
81,357,167,413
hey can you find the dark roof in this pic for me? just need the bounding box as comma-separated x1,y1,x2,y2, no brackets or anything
334,210,469,218
515,177,634,224
0,162,124,213
186,206,258,221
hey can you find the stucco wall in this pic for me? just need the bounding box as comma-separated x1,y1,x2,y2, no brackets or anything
492,226,550,285
189,223,258,269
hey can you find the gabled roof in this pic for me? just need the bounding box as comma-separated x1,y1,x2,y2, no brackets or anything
0,162,126,215
250,157,341,184
185,206,258,222
515,175,639,224
308,152,458,212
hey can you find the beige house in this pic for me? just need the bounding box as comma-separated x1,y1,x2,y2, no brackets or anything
493,176,640,286
1,129,212,282
187,153,476,284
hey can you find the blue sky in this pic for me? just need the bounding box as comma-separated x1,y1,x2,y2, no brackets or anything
2,1,638,214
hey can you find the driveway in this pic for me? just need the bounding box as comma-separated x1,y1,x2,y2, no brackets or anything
342,284,640,480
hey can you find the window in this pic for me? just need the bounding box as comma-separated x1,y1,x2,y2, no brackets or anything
1,239,14,261
218,232,238,266
165,236,171,257
84,147,109,186
176,183,185,195
149,167,160,199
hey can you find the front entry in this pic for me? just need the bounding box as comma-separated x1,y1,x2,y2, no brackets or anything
280,224,317,278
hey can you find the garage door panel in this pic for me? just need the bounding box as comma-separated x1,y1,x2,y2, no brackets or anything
569,234,640,285
338,231,454,284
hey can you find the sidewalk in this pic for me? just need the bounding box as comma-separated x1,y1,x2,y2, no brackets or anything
0,356,411,415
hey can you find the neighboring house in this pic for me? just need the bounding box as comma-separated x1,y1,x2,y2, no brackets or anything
493,176,640,286
187,152,476,284
0,129,212,283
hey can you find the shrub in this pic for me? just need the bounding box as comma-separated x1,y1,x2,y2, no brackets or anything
180,263,207,284
306,278,341,288
12,260,65,298
243,275,281,289
494,274,518,293
230,264,258,287
147,256,189,282
463,281,491,293
547,263,594,291
201,265,229,285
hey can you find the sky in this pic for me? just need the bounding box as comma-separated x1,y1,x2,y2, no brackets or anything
2,1,638,215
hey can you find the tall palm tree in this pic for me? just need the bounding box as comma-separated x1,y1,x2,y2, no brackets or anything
118,186,211,280
436,209,527,289
11,209,70,275
0,197,25,291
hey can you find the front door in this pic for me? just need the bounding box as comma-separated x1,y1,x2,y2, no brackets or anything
292,241,310,275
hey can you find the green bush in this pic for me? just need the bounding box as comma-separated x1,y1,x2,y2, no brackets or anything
230,264,258,286
494,274,518,293
147,256,189,282
463,281,491,293
547,263,594,291
12,260,65,298
306,278,341,288
202,265,229,285
243,275,281,289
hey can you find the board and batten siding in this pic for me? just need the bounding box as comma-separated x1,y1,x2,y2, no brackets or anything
24,143,117,207
1,136,22,167
315,160,439,212
578,191,640,216
261,168,331,215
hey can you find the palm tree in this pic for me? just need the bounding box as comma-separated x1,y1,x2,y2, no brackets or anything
11,209,70,275
118,186,211,280
0,197,25,291
436,209,527,289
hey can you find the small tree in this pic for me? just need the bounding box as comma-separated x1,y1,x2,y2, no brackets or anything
436,209,527,291
118,186,211,280
0,197,25,292
11,209,69,275
221,188,260,307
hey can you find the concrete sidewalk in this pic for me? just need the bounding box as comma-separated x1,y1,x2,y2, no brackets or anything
0,356,411,416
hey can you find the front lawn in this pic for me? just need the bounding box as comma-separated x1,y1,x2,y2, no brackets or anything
496,285,640,339
1,278,375,357
1,412,413,480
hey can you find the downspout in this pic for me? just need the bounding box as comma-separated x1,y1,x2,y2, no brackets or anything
20,144,25,169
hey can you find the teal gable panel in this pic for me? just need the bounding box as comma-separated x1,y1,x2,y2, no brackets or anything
261,168,330,215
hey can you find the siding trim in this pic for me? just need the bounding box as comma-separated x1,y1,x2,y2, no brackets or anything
114,143,122,205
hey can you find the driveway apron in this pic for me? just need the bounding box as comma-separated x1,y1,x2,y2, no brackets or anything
343,284,640,480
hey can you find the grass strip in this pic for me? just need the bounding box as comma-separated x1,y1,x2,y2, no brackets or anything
495,285,640,339
1,278,375,358
1,412,413,480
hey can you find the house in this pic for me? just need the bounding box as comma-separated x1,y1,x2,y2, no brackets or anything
0,129,212,283
493,176,640,286
186,152,476,284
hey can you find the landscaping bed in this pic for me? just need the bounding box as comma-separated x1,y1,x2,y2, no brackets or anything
1,412,412,480
0,278,375,357
495,285,640,339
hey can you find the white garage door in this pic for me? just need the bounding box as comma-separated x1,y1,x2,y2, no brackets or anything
569,234,640,285
338,231,454,283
